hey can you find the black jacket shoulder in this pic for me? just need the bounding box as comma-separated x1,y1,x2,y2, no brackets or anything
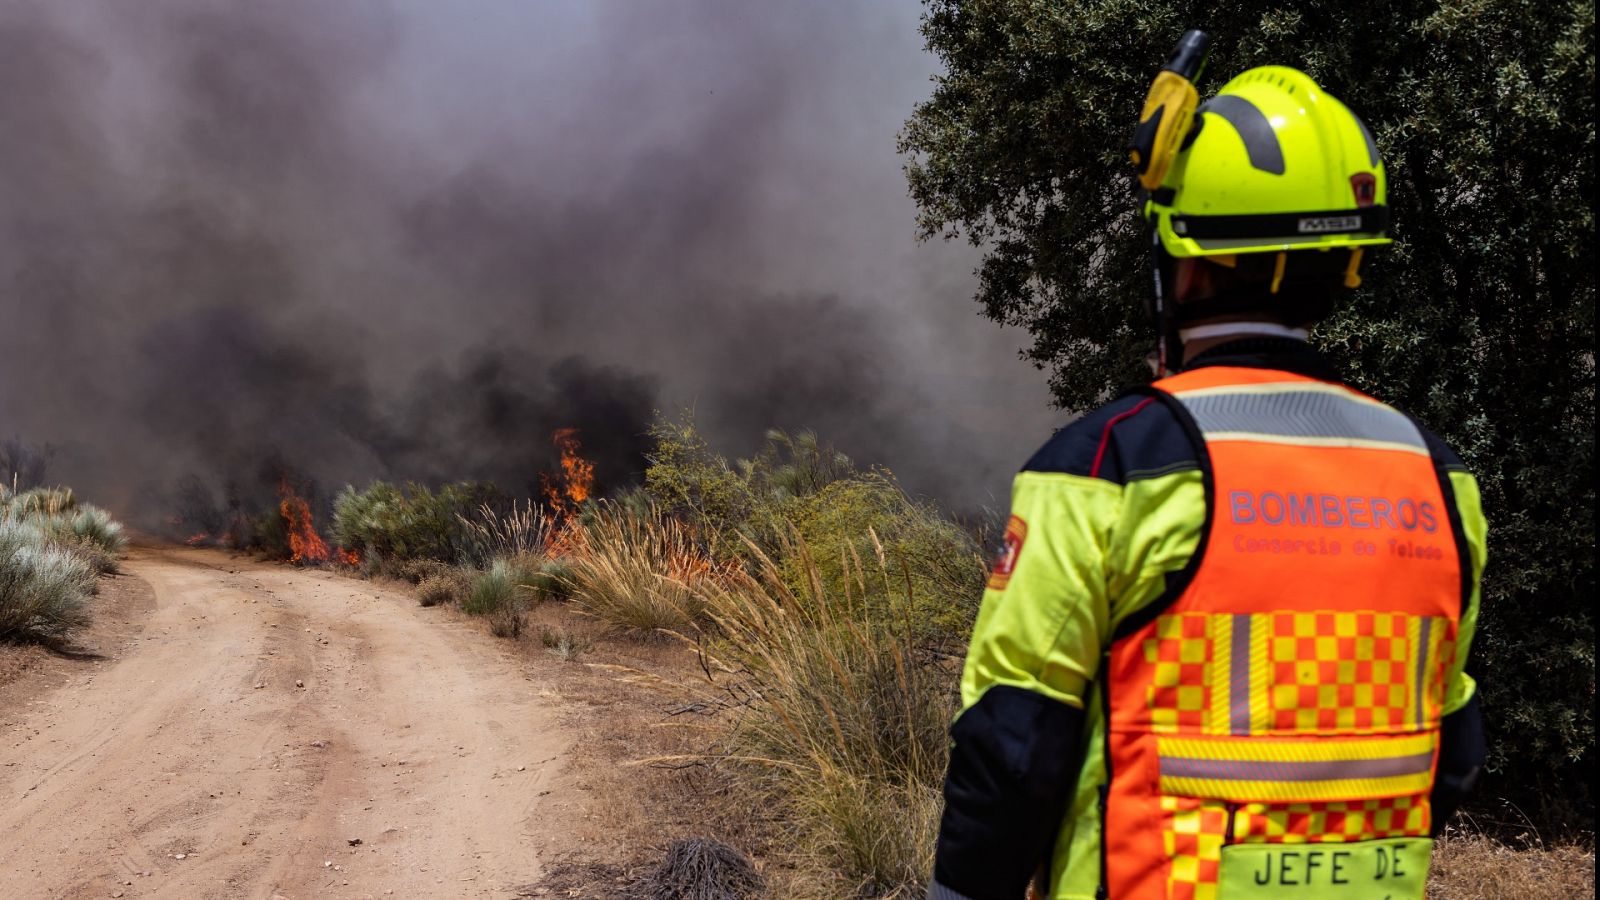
1023,393,1200,486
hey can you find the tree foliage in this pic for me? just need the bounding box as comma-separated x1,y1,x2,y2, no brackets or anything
902,0,1595,827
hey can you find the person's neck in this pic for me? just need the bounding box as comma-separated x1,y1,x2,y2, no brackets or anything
1179,321,1308,364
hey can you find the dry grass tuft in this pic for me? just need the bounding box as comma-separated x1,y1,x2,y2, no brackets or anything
397,558,457,585
415,573,462,607
539,623,594,661
644,837,765,900
460,500,552,561
1428,831,1595,899
2,486,77,519
701,537,954,895
566,503,725,637
488,603,524,639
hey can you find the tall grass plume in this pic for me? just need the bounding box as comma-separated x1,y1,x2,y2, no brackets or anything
565,503,724,637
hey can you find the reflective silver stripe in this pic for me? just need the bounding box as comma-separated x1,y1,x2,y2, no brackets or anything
1229,615,1252,735
928,880,978,900
1174,388,1427,452
1160,751,1435,783
1415,617,1433,729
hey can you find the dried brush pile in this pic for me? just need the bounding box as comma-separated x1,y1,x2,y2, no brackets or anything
644,837,765,900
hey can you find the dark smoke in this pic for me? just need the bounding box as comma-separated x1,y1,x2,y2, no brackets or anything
0,1,1056,530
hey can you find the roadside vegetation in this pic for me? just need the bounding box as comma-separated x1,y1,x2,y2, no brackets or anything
324,414,979,895
323,413,1590,897
0,485,126,645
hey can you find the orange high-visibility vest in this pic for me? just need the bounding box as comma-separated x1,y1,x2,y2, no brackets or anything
1101,367,1466,899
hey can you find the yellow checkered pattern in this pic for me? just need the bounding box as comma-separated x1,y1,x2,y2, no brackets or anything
1144,610,1455,736
1161,795,1225,900
1264,611,1440,733
1143,613,1216,733
1233,794,1429,843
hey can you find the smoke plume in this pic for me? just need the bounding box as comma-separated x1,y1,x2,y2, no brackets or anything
0,1,1056,528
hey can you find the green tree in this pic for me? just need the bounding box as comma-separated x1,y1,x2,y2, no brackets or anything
902,1,1594,828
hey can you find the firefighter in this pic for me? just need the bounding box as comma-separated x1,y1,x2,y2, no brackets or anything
929,56,1487,900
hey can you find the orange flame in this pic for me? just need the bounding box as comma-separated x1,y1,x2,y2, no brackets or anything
278,479,331,565
543,428,595,518
542,428,596,557
186,532,210,547
338,547,361,567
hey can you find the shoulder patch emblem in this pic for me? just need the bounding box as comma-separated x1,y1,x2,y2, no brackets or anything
987,515,1028,591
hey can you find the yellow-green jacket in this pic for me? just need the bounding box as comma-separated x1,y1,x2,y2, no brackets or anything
930,340,1487,900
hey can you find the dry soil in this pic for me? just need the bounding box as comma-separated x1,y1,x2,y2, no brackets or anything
0,546,572,899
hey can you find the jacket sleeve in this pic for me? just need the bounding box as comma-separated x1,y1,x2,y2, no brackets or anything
931,470,1117,900
1432,468,1488,834
1443,468,1486,714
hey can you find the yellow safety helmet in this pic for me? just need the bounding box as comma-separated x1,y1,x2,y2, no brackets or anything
1145,66,1392,259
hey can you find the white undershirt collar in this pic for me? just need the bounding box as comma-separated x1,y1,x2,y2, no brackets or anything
1178,321,1310,342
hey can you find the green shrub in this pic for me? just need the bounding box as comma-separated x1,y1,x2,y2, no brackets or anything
0,522,97,642
463,559,522,616
492,551,572,602
526,556,575,602
17,506,127,575
332,480,503,565
643,415,757,558
641,416,985,642
742,427,856,506
63,541,118,577
566,503,718,637
781,475,985,645
3,494,126,578
250,507,291,561
64,506,126,556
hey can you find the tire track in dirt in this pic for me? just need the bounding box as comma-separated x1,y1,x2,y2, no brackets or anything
0,546,572,899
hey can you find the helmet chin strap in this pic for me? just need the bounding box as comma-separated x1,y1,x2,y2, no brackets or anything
1150,232,1180,377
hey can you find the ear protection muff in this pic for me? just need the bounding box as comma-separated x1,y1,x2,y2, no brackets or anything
1132,30,1211,376
1129,30,1212,192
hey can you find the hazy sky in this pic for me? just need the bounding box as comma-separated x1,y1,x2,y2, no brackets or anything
0,1,1061,520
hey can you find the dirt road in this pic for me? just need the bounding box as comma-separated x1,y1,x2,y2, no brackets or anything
0,547,572,899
